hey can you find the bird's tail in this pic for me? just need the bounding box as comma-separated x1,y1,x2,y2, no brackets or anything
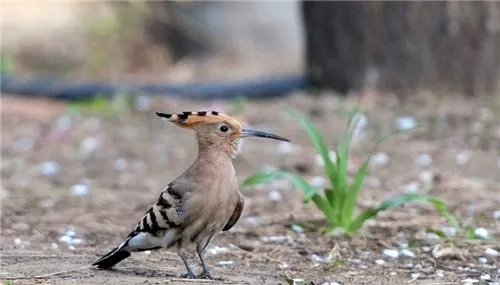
92,246,131,269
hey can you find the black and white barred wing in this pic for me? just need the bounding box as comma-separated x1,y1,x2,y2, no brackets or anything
92,183,185,269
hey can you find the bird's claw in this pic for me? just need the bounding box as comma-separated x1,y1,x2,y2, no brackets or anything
181,272,196,279
196,271,213,280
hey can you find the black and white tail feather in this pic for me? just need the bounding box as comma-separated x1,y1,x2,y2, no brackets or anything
92,184,182,269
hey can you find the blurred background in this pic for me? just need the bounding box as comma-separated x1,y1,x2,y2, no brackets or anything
1,1,500,284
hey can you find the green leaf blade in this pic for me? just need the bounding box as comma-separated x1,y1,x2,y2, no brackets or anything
348,193,459,233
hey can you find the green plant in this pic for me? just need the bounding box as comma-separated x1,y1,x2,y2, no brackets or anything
228,96,247,114
243,109,459,235
67,92,129,117
0,53,12,74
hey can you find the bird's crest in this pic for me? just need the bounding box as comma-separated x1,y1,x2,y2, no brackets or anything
156,111,242,129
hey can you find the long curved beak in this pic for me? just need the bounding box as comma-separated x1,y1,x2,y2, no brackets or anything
241,129,290,142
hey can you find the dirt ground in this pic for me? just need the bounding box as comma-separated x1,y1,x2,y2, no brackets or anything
1,92,499,285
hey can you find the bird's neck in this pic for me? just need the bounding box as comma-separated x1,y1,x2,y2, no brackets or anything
197,139,242,159
188,145,236,180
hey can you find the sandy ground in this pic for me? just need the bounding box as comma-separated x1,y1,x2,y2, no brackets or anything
1,92,500,285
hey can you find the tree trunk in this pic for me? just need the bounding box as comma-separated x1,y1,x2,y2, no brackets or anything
302,1,500,96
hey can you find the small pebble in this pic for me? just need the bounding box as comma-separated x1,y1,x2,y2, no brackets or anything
56,115,72,130
40,199,55,209
461,278,479,284
328,228,345,237
442,226,457,237
424,232,441,240
279,262,289,269
262,235,291,244
70,184,89,196
40,161,60,176
243,216,259,227
382,249,400,259
207,246,229,255
311,254,329,263
143,250,151,255
80,137,100,154
410,273,420,281
404,181,420,193
415,154,432,166
492,210,500,220
352,112,368,140
485,248,499,256
396,116,416,130
14,238,22,246
268,190,282,202
375,259,385,265
12,222,29,232
418,171,434,185
478,257,487,264
474,227,490,239
70,238,84,245
277,141,294,154
480,274,491,281
291,224,304,233
455,152,469,165
59,235,72,243
400,249,415,258
114,158,127,170
309,176,327,188
371,152,389,166
436,269,445,279
216,261,233,266
51,243,59,250
390,272,397,276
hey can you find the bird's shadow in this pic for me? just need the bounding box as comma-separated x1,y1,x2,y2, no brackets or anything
91,267,226,282
92,266,176,278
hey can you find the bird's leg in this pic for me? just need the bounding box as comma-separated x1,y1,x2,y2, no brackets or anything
196,244,213,280
178,249,196,279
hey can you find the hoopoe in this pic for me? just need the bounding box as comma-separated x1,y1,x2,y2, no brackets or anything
92,111,289,279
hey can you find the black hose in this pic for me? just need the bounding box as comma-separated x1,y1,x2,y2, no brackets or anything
0,73,307,101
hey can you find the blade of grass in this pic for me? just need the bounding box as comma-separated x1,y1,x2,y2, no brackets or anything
243,171,319,201
347,193,458,233
287,109,340,220
311,194,337,226
287,109,338,188
342,157,370,226
336,109,364,226
243,171,336,225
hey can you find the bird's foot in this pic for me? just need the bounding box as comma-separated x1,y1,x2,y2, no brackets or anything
181,272,196,279
196,271,213,280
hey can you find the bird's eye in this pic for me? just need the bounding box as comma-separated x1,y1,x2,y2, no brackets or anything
219,125,229,132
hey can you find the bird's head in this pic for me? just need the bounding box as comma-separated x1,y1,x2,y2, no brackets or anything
156,111,290,158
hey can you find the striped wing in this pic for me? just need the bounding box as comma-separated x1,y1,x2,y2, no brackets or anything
118,183,185,252
134,183,182,232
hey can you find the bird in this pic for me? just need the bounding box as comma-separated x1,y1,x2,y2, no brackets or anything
91,111,290,279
